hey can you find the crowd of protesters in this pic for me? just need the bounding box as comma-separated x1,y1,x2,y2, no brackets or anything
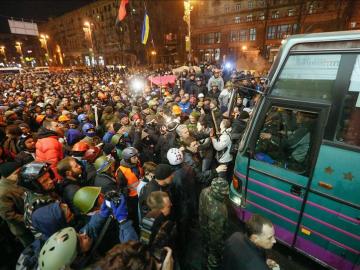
0,63,278,270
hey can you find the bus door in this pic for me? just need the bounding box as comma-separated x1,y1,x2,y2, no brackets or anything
295,55,360,270
243,98,329,247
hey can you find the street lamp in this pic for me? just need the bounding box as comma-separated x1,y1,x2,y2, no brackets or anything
0,45,6,63
184,0,193,62
84,21,95,66
39,34,50,64
15,41,24,64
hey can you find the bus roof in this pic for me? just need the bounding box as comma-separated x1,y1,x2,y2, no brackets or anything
268,30,360,85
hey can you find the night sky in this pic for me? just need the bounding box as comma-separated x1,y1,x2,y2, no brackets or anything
0,0,95,22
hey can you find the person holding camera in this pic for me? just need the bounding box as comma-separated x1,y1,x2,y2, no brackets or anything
140,191,177,261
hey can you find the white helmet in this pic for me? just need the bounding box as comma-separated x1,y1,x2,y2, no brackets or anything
167,148,184,165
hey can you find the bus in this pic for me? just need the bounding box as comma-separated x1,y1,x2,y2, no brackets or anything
229,31,360,270
0,67,27,75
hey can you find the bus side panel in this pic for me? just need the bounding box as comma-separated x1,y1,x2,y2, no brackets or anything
296,193,359,270
295,144,360,269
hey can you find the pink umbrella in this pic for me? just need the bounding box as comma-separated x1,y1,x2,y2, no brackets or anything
148,75,177,86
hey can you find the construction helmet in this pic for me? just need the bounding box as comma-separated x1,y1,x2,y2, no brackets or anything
38,227,78,270
122,147,139,161
72,141,90,153
166,148,184,166
94,155,115,173
73,186,101,214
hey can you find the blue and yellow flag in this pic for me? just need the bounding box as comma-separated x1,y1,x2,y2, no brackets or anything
141,12,149,45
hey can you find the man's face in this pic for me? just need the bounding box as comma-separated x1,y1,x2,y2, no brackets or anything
181,128,190,138
130,156,139,164
24,138,36,150
37,172,55,191
253,224,276,250
70,159,83,178
187,141,199,153
78,233,93,253
121,116,129,126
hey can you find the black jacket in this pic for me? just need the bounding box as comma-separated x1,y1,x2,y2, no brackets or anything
94,172,118,194
222,232,270,270
56,179,80,214
138,180,171,220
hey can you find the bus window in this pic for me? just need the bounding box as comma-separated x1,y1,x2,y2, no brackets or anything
272,54,341,101
336,55,360,147
254,106,318,175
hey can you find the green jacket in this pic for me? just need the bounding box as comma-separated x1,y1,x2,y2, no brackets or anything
0,176,28,237
199,186,228,270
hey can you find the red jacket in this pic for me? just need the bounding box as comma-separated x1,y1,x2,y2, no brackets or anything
35,128,64,180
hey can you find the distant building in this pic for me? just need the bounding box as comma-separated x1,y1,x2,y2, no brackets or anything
39,0,186,67
191,0,360,70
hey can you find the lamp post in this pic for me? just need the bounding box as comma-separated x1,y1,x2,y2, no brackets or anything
0,45,6,64
40,34,50,64
184,0,193,63
15,41,24,64
150,50,157,67
84,21,95,66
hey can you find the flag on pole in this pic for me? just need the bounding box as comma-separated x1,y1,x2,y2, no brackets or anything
118,0,129,21
141,12,150,45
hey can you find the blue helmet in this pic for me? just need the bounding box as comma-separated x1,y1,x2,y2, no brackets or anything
77,113,88,123
82,123,96,137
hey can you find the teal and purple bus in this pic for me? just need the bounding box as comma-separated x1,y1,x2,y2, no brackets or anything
230,31,360,269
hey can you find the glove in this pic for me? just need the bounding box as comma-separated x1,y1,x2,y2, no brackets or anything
99,201,111,218
111,194,128,222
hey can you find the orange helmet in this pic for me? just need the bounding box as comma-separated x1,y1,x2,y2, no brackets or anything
72,141,90,152
36,114,46,124
98,92,106,100
58,115,70,123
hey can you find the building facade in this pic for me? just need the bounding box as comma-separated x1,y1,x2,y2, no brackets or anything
39,0,186,67
191,0,360,70
39,0,146,67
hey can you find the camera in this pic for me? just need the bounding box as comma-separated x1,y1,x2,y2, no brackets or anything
104,190,121,208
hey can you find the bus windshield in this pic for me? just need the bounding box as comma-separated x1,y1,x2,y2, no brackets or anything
271,54,341,101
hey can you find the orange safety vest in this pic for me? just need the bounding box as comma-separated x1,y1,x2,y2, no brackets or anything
116,164,144,197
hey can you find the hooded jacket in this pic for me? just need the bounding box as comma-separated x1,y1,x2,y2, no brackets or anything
31,202,67,239
211,127,233,164
35,127,64,165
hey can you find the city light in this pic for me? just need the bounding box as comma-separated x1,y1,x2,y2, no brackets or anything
241,45,247,51
151,50,157,56
131,78,145,93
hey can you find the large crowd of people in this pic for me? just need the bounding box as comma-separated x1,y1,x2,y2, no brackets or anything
0,64,278,270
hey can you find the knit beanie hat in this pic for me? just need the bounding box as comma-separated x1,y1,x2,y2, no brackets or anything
155,164,174,180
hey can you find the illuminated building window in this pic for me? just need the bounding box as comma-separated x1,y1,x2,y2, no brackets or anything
250,28,256,41
235,16,241,23
288,9,295,16
272,10,279,19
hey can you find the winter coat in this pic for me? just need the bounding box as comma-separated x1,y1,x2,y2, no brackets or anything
178,101,191,115
35,127,64,166
56,178,81,213
14,150,35,166
211,128,233,163
138,180,172,220
184,79,197,94
31,202,67,239
222,232,270,270
218,89,233,112
65,128,83,146
0,176,33,246
93,172,118,194
102,131,115,144
199,180,229,270
170,163,197,223
207,76,224,92
155,132,178,164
